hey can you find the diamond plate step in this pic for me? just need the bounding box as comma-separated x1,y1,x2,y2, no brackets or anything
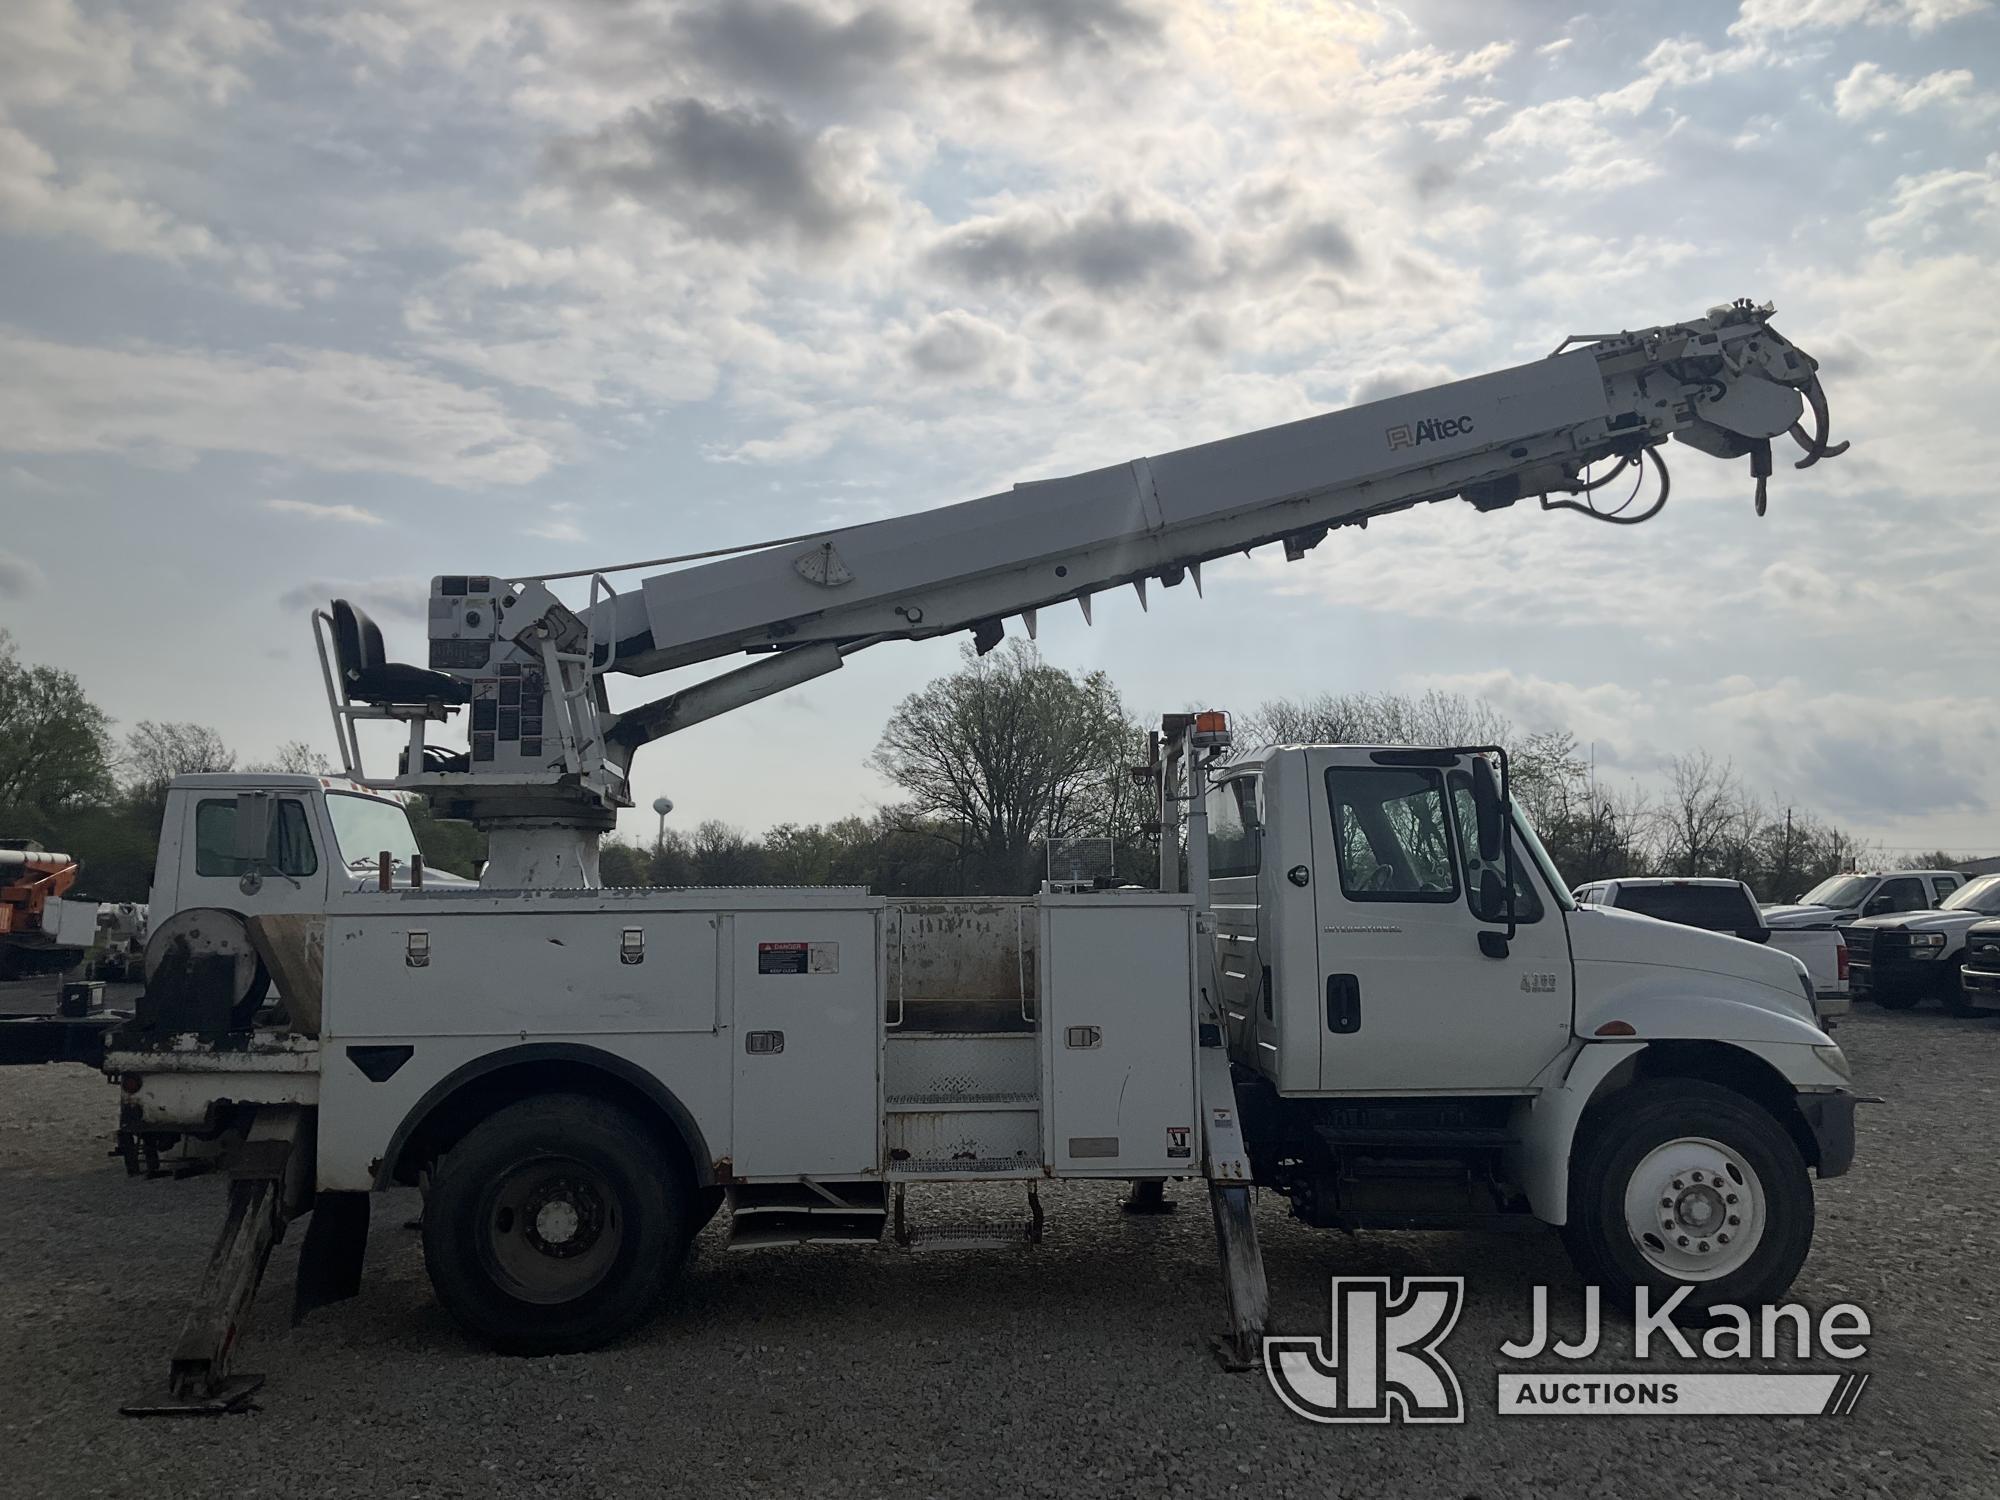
901,1221,1039,1252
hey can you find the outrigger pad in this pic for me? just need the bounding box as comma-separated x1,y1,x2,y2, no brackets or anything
120,1374,265,1418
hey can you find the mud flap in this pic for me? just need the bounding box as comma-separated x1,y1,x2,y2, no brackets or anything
292,1191,370,1323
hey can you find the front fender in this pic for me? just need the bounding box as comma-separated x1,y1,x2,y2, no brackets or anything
1508,1029,1852,1224
1507,1041,1643,1227
1574,968,1827,1047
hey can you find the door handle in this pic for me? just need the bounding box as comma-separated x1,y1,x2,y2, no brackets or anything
1325,974,1361,1034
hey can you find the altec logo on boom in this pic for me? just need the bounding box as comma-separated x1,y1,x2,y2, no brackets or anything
1385,414,1475,450
1265,1279,1873,1422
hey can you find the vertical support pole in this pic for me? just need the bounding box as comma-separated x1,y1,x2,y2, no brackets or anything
1185,732,1212,918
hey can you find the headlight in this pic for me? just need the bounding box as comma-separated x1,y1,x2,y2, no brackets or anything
1813,1044,1853,1080
1907,932,1947,957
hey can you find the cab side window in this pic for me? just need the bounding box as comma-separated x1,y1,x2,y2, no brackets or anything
1326,767,1458,903
1207,776,1262,879
1874,876,1926,914
195,799,319,878
1932,875,1961,903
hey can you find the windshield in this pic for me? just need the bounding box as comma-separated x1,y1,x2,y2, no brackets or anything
325,792,424,873
1511,804,1576,912
1800,875,1871,908
1941,875,2000,914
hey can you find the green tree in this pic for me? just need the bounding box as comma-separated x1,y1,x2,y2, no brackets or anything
0,629,116,810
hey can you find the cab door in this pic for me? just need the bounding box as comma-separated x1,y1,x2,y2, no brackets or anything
1306,749,1573,1094
170,790,331,916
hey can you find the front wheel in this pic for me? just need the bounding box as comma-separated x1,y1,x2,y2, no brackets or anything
1562,1079,1813,1315
1940,963,1979,1016
422,1093,690,1354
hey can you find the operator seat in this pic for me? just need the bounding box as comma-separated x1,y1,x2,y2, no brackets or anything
330,599,471,707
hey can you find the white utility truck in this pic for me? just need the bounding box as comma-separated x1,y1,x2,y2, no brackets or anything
101,302,1861,1414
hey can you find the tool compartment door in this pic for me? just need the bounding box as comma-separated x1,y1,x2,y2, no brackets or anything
1041,895,1198,1175
731,909,882,1179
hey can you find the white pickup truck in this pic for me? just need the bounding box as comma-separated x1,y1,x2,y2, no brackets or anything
1571,878,1848,1019
1761,869,1964,930
1842,873,2000,1014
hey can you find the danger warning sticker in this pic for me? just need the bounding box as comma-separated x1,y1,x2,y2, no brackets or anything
757,941,840,975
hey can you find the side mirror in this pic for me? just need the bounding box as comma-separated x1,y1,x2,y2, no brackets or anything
1863,896,1892,916
233,791,273,868
1470,756,1504,865
1479,867,1509,922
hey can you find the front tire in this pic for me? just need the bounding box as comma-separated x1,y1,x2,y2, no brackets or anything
422,1093,690,1354
1940,963,1979,1016
1562,1079,1813,1315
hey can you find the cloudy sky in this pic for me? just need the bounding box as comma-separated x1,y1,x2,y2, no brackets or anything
2,0,1996,857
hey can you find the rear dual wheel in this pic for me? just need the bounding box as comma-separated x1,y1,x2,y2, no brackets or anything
422,1094,691,1354
1562,1079,1813,1315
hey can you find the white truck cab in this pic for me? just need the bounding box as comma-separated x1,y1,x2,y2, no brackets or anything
146,773,460,921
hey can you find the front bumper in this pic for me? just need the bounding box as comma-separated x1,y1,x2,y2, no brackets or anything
1798,1090,1860,1179
1849,957,1942,1003
1964,966,2000,998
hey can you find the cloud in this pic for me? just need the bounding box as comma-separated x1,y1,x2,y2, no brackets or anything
1478,76,1666,190
264,498,386,525
1346,361,1459,407
1832,61,1991,119
1730,0,1989,35
278,577,426,623
0,332,571,486
0,118,224,264
668,0,926,107
925,193,1209,295
904,309,1022,383
541,96,888,250
969,0,1161,54
1865,155,2000,240
0,548,44,599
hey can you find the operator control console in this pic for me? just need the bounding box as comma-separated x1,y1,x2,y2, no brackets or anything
425,575,577,774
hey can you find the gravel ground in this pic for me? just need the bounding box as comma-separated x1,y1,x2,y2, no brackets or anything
2,1007,1997,1499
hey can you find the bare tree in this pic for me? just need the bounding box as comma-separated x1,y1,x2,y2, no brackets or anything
124,721,235,813
1654,751,1745,877
246,739,332,775
873,640,1131,893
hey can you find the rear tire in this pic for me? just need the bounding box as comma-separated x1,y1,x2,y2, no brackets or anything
1561,1079,1813,1316
422,1093,690,1354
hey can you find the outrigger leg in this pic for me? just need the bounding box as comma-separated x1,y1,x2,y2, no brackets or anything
122,1106,311,1417
1197,1046,1267,1370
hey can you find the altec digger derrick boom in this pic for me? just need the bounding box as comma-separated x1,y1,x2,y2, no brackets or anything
312,299,1847,885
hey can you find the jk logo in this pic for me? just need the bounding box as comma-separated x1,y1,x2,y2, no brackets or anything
1264,1277,1466,1424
